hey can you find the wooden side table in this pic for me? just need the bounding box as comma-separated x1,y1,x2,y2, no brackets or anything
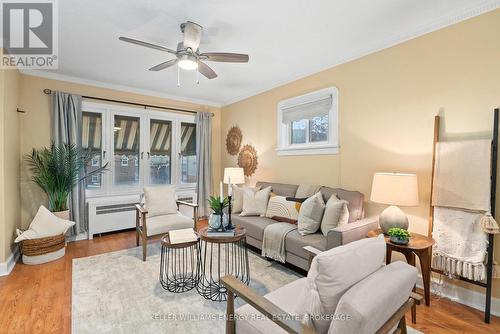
367,229,434,323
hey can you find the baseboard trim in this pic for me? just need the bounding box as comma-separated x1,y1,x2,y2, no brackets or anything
0,245,20,276
416,274,500,317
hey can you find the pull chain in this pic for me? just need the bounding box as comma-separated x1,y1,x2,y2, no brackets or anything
177,66,181,87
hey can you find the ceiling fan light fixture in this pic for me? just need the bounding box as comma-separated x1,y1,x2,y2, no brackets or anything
178,55,198,70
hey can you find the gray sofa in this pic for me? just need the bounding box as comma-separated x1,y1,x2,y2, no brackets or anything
231,181,379,270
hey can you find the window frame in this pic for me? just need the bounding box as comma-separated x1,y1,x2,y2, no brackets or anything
276,87,339,156
82,101,196,199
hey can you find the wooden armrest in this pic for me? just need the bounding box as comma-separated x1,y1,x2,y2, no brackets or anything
135,204,148,214
303,246,322,258
221,275,316,334
376,297,415,334
176,200,199,208
410,292,423,305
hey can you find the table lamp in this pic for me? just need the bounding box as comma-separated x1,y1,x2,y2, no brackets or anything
223,167,245,229
370,172,419,234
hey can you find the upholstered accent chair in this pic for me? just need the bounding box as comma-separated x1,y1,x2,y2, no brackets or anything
135,186,198,261
222,235,422,334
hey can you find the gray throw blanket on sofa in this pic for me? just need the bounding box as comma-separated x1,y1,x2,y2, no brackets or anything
261,223,297,263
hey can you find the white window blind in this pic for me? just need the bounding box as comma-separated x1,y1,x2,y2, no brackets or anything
281,95,332,124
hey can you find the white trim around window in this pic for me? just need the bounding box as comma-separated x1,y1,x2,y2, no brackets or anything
276,87,339,156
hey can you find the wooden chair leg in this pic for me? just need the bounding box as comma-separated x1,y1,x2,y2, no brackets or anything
142,236,147,261
398,315,407,334
135,228,140,247
226,290,235,334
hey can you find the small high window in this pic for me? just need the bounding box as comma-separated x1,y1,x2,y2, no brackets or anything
277,87,338,155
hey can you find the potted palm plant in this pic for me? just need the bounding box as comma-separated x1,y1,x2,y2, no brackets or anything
25,143,107,220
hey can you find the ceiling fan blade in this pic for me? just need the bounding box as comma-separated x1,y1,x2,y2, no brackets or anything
149,59,178,71
198,61,217,79
182,21,202,51
200,52,249,63
119,37,177,54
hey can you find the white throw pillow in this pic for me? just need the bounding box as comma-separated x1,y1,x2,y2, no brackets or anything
265,194,301,223
303,235,386,333
144,185,178,217
15,206,75,242
297,192,325,235
232,185,261,213
240,187,271,216
320,195,349,236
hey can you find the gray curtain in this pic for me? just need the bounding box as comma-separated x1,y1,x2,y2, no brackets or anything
51,91,85,235
196,112,212,218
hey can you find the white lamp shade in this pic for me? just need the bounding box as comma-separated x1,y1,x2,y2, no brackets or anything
370,172,419,206
223,168,245,184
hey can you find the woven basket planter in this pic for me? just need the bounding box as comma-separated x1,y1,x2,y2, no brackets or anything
21,234,66,257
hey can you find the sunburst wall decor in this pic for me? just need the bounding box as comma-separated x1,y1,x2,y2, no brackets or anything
238,144,258,176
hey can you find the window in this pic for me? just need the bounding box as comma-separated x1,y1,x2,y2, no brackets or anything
149,119,172,185
114,115,140,186
81,102,197,197
82,112,103,189
180,122,197,183
277,87,338,155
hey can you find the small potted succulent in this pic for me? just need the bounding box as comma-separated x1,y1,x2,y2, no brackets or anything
208,195,230,230
387,227,411,245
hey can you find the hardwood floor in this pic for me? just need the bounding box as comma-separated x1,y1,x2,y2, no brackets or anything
0,227,498,334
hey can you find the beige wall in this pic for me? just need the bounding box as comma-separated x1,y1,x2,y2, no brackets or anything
0,68,21,263
18,75,222,228
221,10,500,298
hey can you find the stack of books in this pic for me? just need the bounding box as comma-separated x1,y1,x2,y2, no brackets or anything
169,228,198,244
206,228,235,237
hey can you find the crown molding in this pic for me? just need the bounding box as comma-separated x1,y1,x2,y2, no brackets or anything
221,1,500,107
19,69,222,107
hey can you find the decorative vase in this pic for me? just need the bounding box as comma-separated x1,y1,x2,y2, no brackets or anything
52,210,70,221
390,236,409,245
208,213,229,230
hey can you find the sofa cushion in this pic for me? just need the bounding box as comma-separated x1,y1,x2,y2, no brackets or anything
256,181,298,197
304,235,385,334
297,192,326,236
232,215,277,241
235,277,307,334
320,195,349,236
241,186,272,216
328,262,417,334
319,187,364,222
296,184,321,198
285,230,326,258
146,213,193,236
265,194,301,223
232,185,261,213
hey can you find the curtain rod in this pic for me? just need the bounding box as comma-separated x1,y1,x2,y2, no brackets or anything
42,89,214,116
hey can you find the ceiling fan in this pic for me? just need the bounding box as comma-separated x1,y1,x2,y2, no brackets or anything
119,21,249,80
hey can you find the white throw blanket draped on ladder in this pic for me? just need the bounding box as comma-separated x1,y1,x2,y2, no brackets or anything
432,140,499,281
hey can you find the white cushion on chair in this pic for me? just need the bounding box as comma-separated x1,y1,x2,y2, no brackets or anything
146,213,193,237
144,186,178,217
235,277,307,334
304,234,386,333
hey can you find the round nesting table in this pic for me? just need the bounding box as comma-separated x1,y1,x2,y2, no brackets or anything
159,232,200,293
196,226,250,302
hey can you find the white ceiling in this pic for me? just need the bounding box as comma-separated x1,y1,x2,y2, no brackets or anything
25,0,500,106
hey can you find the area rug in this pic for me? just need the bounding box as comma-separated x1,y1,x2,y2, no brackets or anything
72,243,423,333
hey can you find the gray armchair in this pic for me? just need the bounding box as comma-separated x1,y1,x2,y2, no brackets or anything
222,236,422,334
